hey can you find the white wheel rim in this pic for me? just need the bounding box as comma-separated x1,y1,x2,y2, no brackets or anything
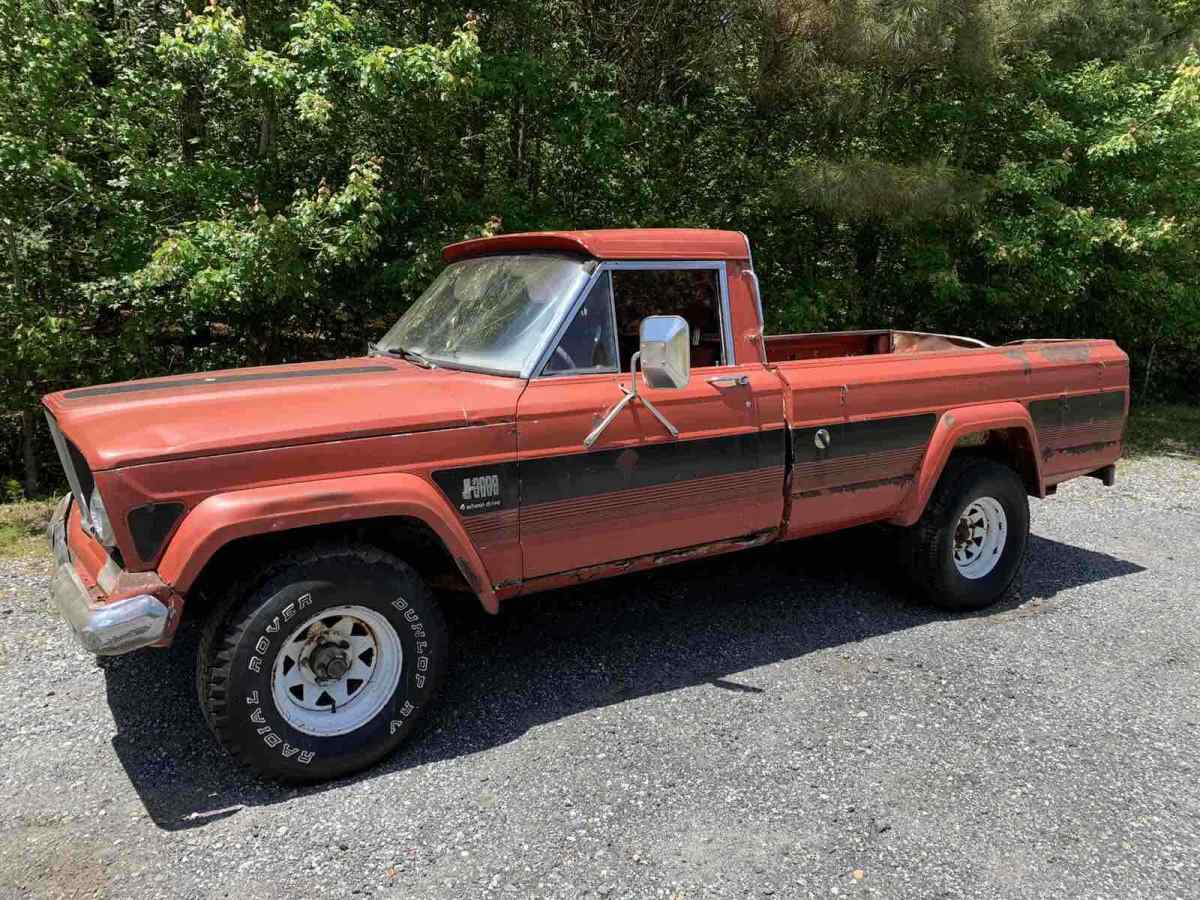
952,496,1008,580
270,604,403,737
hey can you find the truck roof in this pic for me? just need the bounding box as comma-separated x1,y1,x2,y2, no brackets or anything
442,228,751,264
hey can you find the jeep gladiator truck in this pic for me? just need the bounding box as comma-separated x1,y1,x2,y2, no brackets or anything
43,229,1128,781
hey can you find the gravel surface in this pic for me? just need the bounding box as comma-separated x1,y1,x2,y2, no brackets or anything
1,454,1198,899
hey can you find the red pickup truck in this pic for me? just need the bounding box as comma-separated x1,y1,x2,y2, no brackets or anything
43,229,1128,781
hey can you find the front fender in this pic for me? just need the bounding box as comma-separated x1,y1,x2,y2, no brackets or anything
156,472,499,612
891,401,1043,528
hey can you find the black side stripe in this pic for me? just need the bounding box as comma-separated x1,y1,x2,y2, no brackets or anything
1028,390,1125,428
520,429,786,506
433,429,787,517
791,413,936,462
63,365,394,400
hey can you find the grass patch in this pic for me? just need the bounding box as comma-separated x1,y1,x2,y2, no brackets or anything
1124,404,1200,458
0,499,55,559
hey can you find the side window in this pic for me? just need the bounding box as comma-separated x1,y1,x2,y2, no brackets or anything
542,272,618,376
610,268,724,371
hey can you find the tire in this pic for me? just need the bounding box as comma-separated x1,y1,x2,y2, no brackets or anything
902,455,1029,611
197,543,447,782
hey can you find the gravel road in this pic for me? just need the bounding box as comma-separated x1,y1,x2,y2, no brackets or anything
2,454,1198,900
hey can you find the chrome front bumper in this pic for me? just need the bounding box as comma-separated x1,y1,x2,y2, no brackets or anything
48,495,171,656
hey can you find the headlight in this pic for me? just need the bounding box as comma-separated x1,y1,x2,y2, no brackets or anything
88,489,116,548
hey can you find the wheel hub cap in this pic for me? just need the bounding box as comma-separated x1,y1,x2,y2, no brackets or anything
270,604,404,737
309,642,351,681
952,496,1007,580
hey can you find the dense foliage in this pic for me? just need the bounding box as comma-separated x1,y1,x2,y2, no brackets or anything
3,0,1199,493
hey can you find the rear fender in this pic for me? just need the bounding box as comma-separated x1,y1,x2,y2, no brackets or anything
156,472,499,612
891,401,1043,528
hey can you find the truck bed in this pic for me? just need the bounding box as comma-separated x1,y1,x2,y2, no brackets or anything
764,332,1129,540
765,329,988,362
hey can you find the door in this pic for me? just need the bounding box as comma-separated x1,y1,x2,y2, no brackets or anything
516,262,786,580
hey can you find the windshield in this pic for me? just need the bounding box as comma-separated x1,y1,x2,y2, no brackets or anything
377,254,594,376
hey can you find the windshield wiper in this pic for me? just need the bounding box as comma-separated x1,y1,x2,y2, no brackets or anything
369,343,436,369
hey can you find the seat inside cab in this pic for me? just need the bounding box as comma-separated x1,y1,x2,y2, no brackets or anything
610,268,725,370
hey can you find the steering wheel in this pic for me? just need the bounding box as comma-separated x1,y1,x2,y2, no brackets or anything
553,346,578,371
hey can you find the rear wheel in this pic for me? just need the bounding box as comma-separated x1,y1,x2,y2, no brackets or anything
197,544,447,782
903,456,1029,611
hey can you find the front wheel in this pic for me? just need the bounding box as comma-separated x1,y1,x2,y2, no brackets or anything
902,456,1030,611
197,544,447,782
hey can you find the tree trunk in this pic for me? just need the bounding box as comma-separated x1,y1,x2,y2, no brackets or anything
180,85,204,163
528,133,541,201
180,0,207,164
853,221,882,325
508,95,526,182
467,104,487,203
20,409,39,498
256,94,276,200
7,222,37,497
1142,337,1158,399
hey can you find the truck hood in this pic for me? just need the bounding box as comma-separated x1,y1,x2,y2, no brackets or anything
42,357,523,470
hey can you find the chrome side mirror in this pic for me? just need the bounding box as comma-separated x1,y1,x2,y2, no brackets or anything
582,315,690,449
639,315,690,389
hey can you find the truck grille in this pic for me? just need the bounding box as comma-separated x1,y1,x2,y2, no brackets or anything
44,411,96,530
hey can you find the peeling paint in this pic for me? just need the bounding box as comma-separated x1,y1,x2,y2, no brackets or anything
654,531,773,566
1040,344,1091,364
795,475,913,499
1044,440,1119,459
1004,348,1033,376
517,530,778,595
257,493,356,517
454,556,481,592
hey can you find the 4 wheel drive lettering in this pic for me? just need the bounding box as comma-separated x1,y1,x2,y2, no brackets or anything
433,463,519,515
463,474,500,501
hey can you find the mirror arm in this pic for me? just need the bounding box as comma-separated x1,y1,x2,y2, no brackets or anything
583,351,679,449
583,390,634,449
635,393,680,440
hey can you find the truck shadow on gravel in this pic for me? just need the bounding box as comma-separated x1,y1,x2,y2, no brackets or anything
101,529,1143,831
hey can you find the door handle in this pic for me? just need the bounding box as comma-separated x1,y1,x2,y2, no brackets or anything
707,374,749,388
